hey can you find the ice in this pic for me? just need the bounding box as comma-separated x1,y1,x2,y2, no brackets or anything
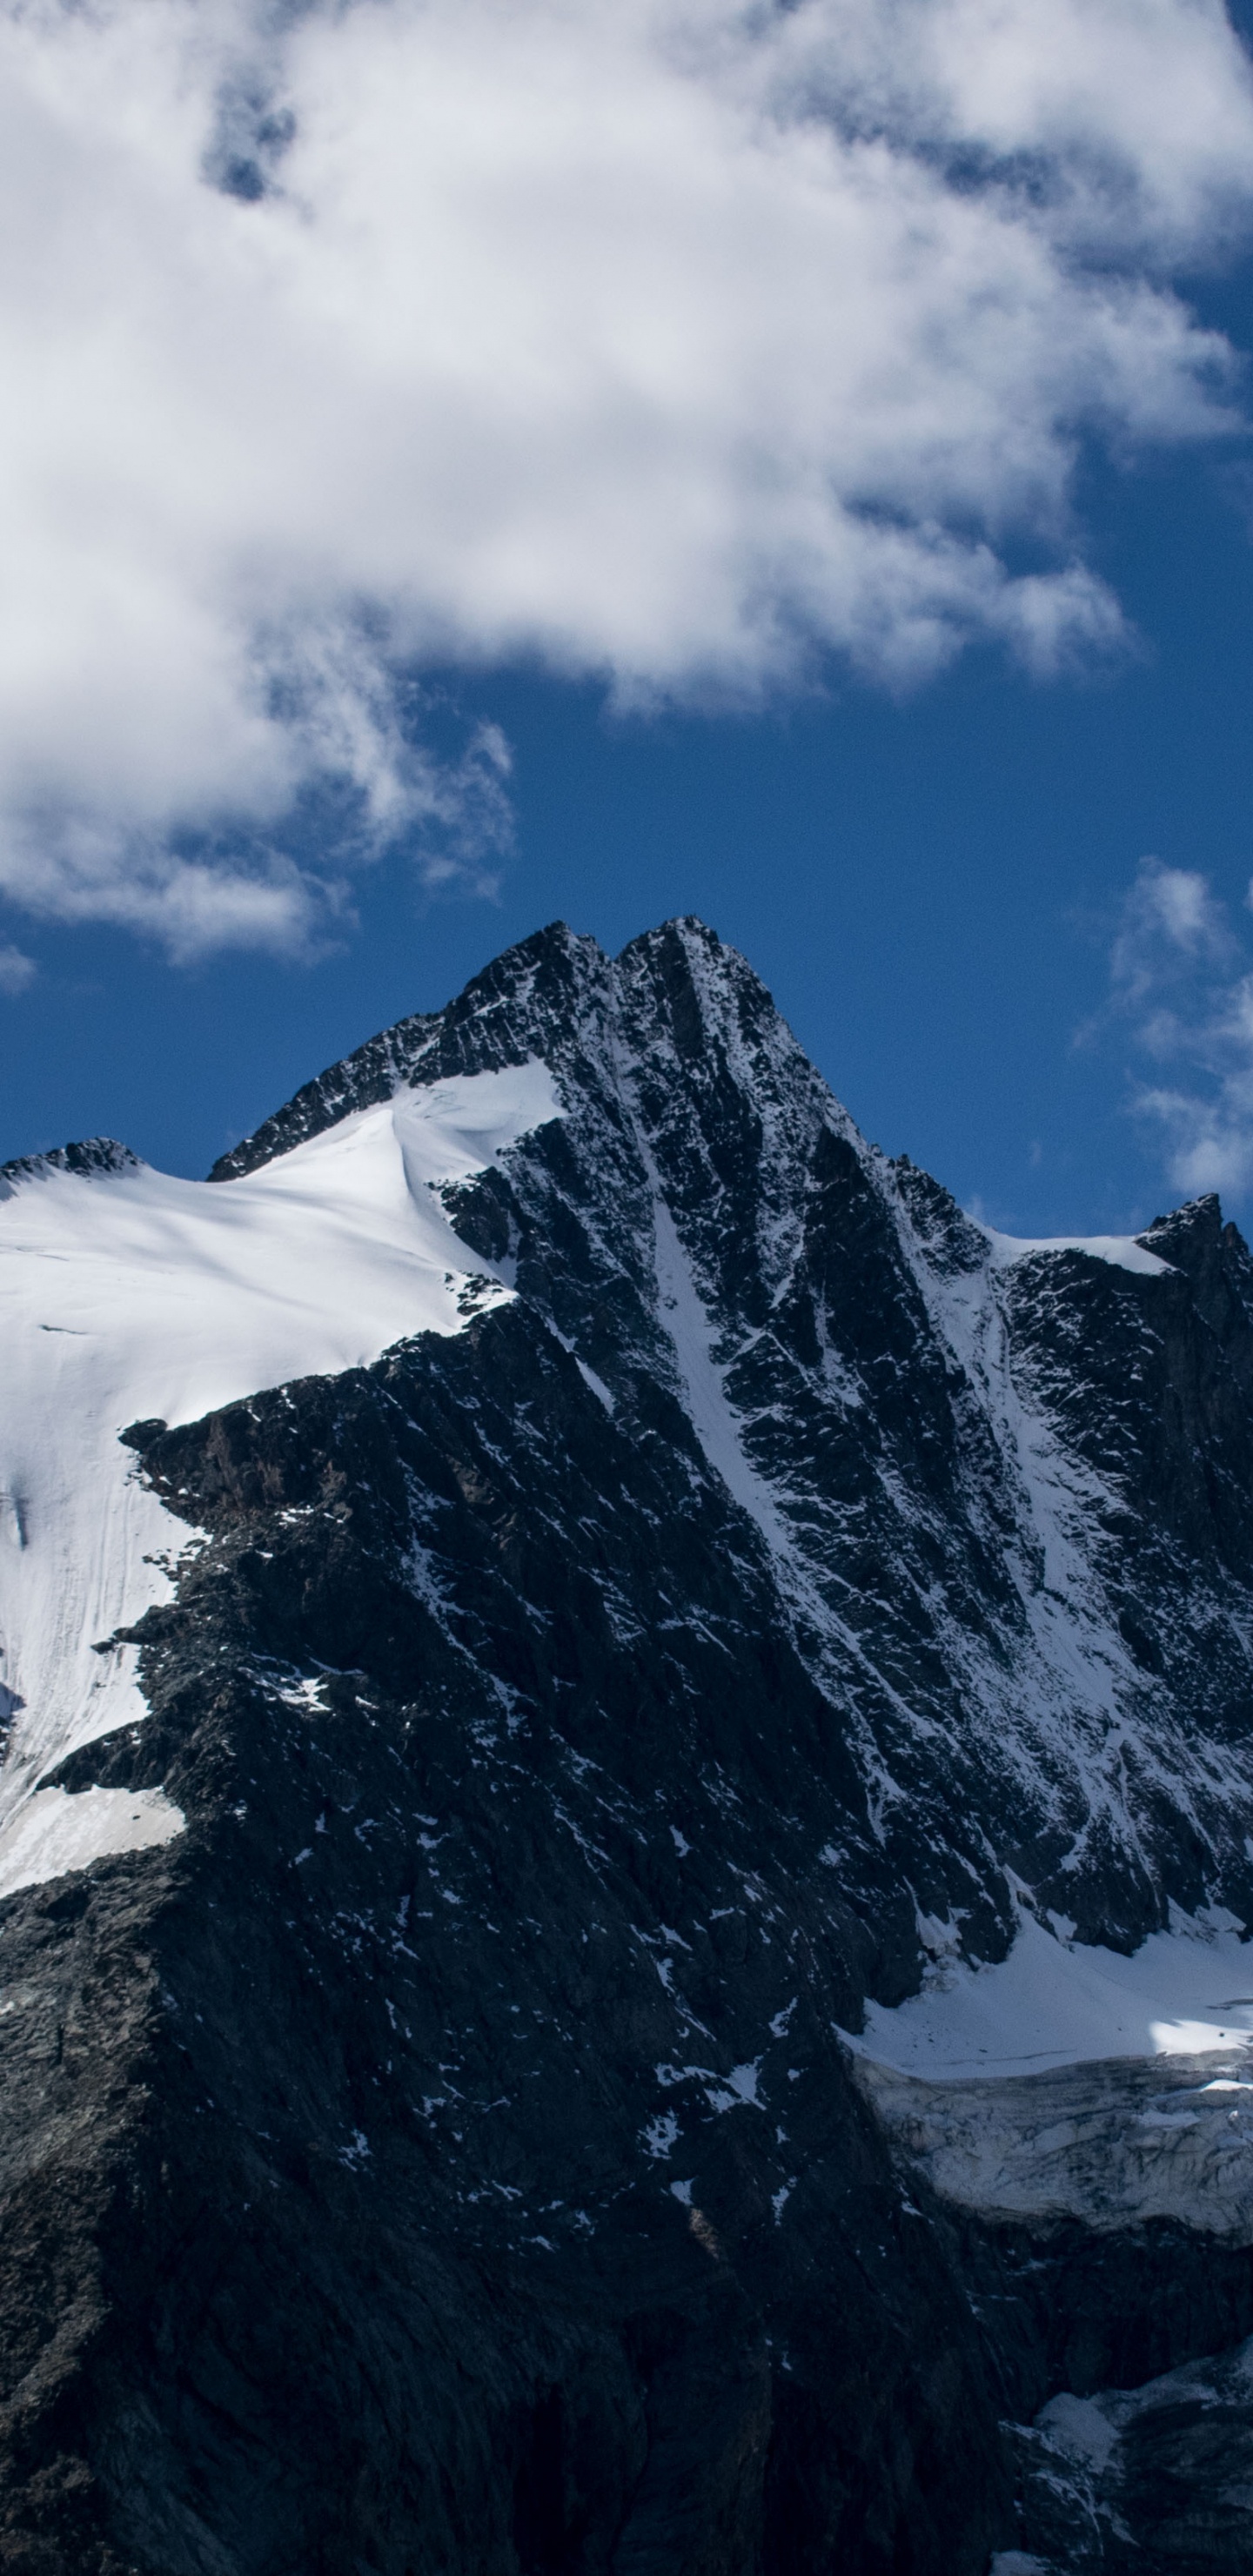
848,1914,1253,2234
844,1908,1253,2080
0,1063,561,1887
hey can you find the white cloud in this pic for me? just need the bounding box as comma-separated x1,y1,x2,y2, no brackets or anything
0,943,35,996
3,0,1253,955
1109,859,1253,1202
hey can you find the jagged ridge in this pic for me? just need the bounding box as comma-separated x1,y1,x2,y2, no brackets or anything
2,917,1253,2572
211,914,1253,1959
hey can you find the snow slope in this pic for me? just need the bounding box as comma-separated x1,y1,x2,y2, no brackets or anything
844,1908,1253,2080
0,1063,561,1893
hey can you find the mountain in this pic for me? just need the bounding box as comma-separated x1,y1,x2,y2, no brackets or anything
2,916,1253,2573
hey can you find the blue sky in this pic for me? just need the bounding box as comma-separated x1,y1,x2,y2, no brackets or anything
5,0,1253,1238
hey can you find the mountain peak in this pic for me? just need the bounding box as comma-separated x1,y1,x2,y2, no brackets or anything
207,915,760,1184
6,918,1253,2569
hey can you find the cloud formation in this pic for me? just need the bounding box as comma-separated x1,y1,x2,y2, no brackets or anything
3,0,1253,954
0,945,35,998
1109,859,1253,1202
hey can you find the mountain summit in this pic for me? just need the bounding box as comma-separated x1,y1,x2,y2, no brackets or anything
2,918,1253,2571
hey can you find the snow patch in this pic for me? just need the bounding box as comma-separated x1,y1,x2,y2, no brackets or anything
705,2060,761,2111
0,1784,184,1897
0,1063,560,1882
1036,2392,1119,2474
650,1194,787,1549
575,1359,615,1413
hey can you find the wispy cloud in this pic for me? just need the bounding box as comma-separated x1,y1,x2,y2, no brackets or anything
3,0,1253,955
1107,858,1253,1202
0,943,35,996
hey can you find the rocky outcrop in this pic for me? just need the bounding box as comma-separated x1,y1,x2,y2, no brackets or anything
0,1138,142,1199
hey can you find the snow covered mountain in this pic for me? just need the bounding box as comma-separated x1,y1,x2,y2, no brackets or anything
3,916,1253,2572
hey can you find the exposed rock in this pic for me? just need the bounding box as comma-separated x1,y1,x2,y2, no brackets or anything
0,1138,143,1199
3,918,1253,2568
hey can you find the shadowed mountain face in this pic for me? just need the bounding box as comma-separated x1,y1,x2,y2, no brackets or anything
4,918,1253,2573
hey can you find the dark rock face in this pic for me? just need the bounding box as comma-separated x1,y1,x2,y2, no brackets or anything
1008,2327,1253,2573
2,1308,1012,2573
0,1137,142,1197
5,917,1253,2571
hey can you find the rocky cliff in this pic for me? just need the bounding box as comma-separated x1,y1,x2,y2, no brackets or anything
3,918,1253,2572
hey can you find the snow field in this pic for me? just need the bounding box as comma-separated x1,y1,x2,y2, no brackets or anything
0,1063,561,1893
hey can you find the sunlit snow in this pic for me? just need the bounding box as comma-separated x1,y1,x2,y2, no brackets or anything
0,1062,561,1892
844,1908,1253,2080
0,1784,186,1897
982,1227,1170,1278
